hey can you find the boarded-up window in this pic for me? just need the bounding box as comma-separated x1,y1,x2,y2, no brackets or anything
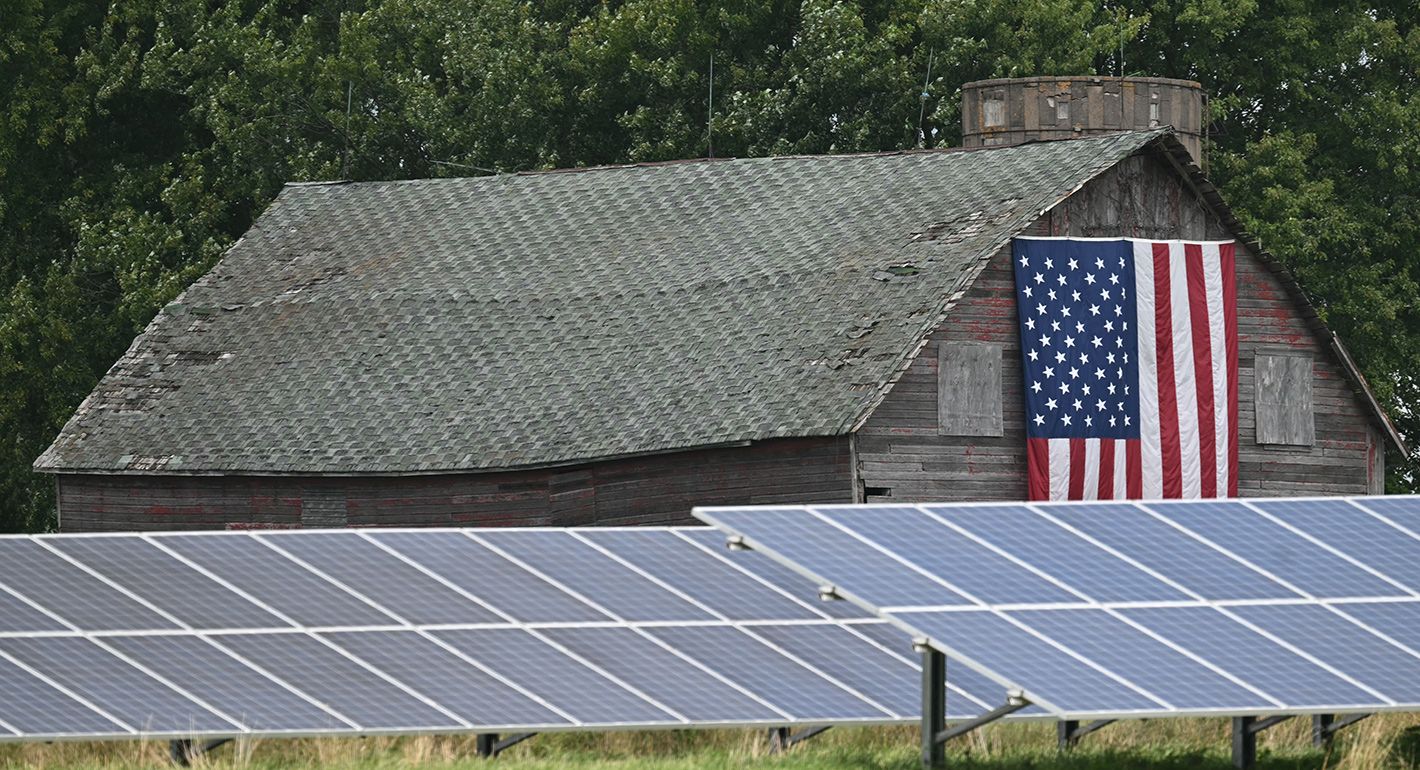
938,342,1002,436
1255,353,1315,446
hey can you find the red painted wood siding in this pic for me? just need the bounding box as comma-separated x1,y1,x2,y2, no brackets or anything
55,436,852,531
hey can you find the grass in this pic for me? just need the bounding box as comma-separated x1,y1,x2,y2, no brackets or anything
9,716,1420,770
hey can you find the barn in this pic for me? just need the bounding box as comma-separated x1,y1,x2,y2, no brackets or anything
34,77,1403,531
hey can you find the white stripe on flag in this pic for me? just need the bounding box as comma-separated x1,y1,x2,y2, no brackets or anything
1082,439,1100,501
1114,439,1129,499
1202,243,1231,497
1169,244,1201,498
1133,242,1162,498
1048,439,1071,500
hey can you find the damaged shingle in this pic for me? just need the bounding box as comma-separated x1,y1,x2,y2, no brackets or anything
34,130,1171,474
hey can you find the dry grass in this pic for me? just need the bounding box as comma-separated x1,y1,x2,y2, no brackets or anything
6,716,1420,769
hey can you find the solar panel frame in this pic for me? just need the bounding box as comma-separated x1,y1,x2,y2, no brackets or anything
697,496,1420,722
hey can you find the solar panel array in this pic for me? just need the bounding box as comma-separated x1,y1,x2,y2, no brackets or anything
0,526,1015,741
698,495,1420,721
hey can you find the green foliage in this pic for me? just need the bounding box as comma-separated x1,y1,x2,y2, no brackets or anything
1,0,1417,529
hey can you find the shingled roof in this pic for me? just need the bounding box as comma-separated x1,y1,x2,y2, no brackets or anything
37,130,1174,475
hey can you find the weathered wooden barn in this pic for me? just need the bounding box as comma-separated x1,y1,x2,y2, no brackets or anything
35,87,1403,530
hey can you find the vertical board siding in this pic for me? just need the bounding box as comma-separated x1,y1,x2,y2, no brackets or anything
858,151,1384,502
56,437,853,531
961,77,1208,169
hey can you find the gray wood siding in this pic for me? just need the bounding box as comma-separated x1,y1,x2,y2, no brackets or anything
55,437,853,531
857,151,1385,501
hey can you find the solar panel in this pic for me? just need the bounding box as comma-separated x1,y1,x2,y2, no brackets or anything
577,530,820,620
260,533,505,625
0,541,178,631
1143,501,1406,597
927,504,1189,602
1044,503,1302,600
321,631,571,729
473,531,715,621
0,655,129,736
698,495,1420,721
368,532,610,622
430,628,681,725
0,589,67,633
645,625,895,721
748,623,921,717
1252,499,1420,590
43,537,289,630
1118,607,1382,708
213,632,466,730
155,534,397,627
695,508,970,608
103,635,346,731
678,528,875,619
538,626,787,723
0,636,239,733
1005,609,1275,711
0,526,964,743
818,507,1078,605
1227,604,1420,702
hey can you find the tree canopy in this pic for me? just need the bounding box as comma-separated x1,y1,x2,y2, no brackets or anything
3,0,1417,530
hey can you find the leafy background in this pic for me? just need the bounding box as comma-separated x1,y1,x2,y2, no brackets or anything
2,0,1416,531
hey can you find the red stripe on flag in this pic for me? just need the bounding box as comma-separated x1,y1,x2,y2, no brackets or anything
1153,243,1183,498
1221,242,1239,496
1068,439,1086,499
1098,439,1116,500
1185,243,1217,497
1027,438,1051,501
1127,439,1143,498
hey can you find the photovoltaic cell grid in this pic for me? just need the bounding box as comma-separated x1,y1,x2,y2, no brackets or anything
0,526,1001,741
697,494,1420,720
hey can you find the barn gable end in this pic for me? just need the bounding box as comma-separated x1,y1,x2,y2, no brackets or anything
857,148,1389,502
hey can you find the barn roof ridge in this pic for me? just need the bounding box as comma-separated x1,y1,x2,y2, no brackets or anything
275,137,1066,189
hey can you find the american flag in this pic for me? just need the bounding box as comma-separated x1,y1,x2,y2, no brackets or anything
1011,238,1238,500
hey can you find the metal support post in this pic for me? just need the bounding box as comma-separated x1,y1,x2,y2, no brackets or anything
917,641,1029,768
1312,714,1334,748
768,725,831,752
921,647,946,768
169,738,233,767
476,732,536,759
1058,718,1115,749
1232,717,1255,769
1233,715,1293,769
1312,713,1370,748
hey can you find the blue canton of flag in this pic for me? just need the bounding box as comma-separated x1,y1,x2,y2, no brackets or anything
1012,239,1141,440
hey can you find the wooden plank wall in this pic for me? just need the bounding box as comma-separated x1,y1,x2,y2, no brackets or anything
856,151,1385,502
55,436,853,531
